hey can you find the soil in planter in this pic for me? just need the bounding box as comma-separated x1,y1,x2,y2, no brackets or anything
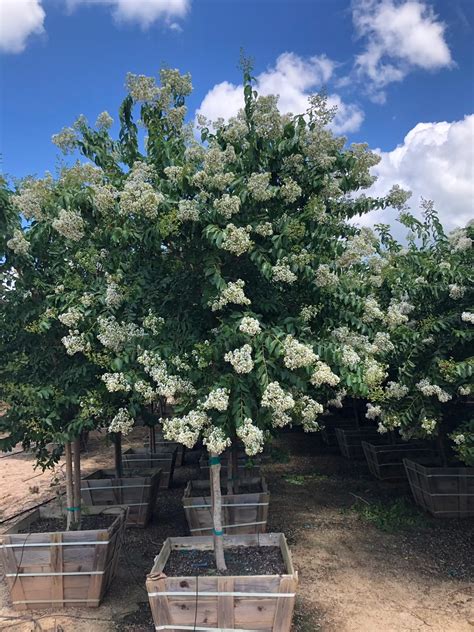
164,545,286,577
17,513,117,533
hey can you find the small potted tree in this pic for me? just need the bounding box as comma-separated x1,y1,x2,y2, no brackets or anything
365,210,473,514
0,178,127,609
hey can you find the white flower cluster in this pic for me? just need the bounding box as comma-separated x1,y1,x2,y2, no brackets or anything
283,335,318,369
314,264,338,289
300,396,324,432
368,332,395,355
416,378,452,403
377,422,388,434
452,433,466,445
254,222,273,236
280,178,302,203
386,299,414,328
61,330,91,356
362,296,384,323
58,307,82,328
203,427,232,455
134,379,157,403
458,385,471,396
261,381,295,428
247,172,274,201
143,311,164,334
13,177,52,220
6,229,30,256
272,261,297,284
239,316,261,336
366,403,382,420
300,305,319,322
341,345,360,369
138,350,195,398
449,227,472,252
210,279,251,311
224,344,254,374
420,416,437,435
93,184,118,215
364,358,388,388
202,387,230,411
449,284,465,300
164,166,183,184
178,199,200,221
126,73,159,102
52,209,85,241
95,111,113,130
105,276,123,309
385,381,409,399
51,127,77,153
97,316,144,353
310,361,340,387
461,312,474,324
108,408,134,436
162,410,209,449
213,194,240,219
338,230,377,267
221,224,253,256
327,389,346,408
119,162,164,219
237,418,265,455
80,293,94,307
101,372,131,393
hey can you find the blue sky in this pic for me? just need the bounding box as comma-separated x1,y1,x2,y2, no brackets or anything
1,0,473,229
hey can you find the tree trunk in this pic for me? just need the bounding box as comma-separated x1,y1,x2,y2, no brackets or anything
114,432,123,478
149,425,156,454
65,441,75,531
231,441,240,494
226,451,234,495
72,436,82,528
209,452,227,571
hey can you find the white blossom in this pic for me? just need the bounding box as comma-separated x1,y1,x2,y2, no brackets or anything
279,178,301,203
385,381,409,399
420,416,437,435
416,378,452,403
237,418,264,455
51,127,77,153
134,380,157,403
314,264,337,288
282,335,318,369
221,224,253,256
61,330,90,355
254,222,273,237
272,261,297,284
300,396,324,432
210,279,251,311
126,73,159,102
119,162,164,219
224,344,254,374
58,307,82,328
340,345,360,368
202,387,230,412
6,229,30,256
108,408,134,436
162,410,209,448
310,361,340,387
261,381,295,428
386,299,414,328
95,111,113,130
178,199,200,221
363,358,387,388
247,172,274,201
239,317,261,336
362,296,384,323
52,209,85,241
461,312,474,324
203,427,231,455
366,403,382,420
101,372,131,393
458,385,471,396
213,194,240,219
449,284,465,300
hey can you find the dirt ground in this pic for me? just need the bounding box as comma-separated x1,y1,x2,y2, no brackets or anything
0,430,473,632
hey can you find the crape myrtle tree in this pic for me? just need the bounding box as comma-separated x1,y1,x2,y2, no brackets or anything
365,207,474,465
46,63,411,569
0,170,106,529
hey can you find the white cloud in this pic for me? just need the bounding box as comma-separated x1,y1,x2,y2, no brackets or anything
357,115,474,232
0,0,45,54
197,52,364,134
352,0,453,103
66,0,190,29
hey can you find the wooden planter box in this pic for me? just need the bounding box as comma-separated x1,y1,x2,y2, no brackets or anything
122,446,177,489
0,505,127,610
404,459,474,518
362,442,437,480
146,533,298,632
321,418,356,446
335,427,380,459
183,477,269,536
81,468,161,527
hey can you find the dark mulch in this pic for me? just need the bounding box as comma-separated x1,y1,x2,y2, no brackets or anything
164,545,286,577
17,513,117,533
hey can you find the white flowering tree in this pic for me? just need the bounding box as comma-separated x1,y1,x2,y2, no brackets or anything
43,63,413,568
365,207,473,465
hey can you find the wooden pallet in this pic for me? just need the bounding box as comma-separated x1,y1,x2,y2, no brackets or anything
183,477,269,536
362,442,437,480
81,468,161,527
122,446,177,489
404,459,474,518
146,533,298,632
0,505,127,610
335,427,380,459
